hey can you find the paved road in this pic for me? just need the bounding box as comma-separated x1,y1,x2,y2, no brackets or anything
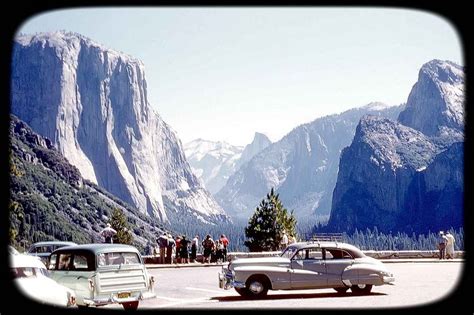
106,261,464,309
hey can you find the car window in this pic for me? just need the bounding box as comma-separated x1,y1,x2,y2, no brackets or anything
13,267,35,278
293,248,323,260
280,246,297,259
307,248,323,260
35,246,52,253
58,254,73,270
325,249,353,260
73,255,89,270
48,254,57,270
97,252,141,266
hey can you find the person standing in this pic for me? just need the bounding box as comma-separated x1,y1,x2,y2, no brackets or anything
438,231,448,260
445,231,456,259
220,234,229,262
175,236,182,264
191,235,199,263
100,223,117,244
280,231,289,250
180,235,190,264
202,234,214,264
157,232,168,264
166,234,176,264
288,234,297,245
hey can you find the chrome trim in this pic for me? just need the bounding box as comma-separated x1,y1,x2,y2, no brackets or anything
218,271,245,290
383,276,395,283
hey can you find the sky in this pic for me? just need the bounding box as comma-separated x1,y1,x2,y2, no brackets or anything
17,7,463,146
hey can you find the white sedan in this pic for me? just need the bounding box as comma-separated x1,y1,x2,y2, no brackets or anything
10,253,76,307
219,241,395,298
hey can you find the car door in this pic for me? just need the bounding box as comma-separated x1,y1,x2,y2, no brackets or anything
290,247,327,289
50,252,93,298
324,248,354,286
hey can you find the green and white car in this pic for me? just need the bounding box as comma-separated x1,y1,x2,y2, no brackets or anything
48,244,156,310
219,241,395,298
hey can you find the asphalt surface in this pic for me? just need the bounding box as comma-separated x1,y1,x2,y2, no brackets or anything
101,259,464,310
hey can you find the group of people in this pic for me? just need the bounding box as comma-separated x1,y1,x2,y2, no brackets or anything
438,231,456,260
155,233,229,264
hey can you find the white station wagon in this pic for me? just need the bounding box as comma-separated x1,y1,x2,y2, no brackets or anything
219,241,395,298
48,244,156,310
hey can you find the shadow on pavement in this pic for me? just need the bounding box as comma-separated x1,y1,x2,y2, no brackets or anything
211,291,387,302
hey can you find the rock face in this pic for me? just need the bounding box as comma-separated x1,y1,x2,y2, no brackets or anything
237,132,272,168
11,31,228,224
398,60,464,136
328,60,464,234
216,103,404,222
184,133,271,194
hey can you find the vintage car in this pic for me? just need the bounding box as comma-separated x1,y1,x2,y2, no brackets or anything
27,241,77,265
218,241,395,298
10,253,76,307
48,244,156,310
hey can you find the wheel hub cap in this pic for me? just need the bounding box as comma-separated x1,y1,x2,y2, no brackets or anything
249,281,263,294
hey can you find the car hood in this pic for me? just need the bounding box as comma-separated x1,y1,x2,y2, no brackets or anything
15,276,74,306
230,256,290,268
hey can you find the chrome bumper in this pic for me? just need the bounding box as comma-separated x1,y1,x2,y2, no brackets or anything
383,276,395,284
83,291,156,306
218,270,245,290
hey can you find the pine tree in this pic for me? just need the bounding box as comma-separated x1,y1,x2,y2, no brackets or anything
110,208,133,245
244,188,297,251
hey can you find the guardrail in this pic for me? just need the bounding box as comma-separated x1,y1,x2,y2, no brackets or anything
143,250,464,264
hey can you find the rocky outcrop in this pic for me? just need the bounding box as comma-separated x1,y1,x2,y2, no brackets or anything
11,31,228,224
216,103,404,222
398,59,464,136
327,60,464,234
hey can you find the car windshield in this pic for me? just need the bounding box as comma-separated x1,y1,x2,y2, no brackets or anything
12,267,50,279
97,252,141,266
280,246,298,259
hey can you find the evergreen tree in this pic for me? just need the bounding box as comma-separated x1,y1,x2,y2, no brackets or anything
110,208,133,245
244,188,297,251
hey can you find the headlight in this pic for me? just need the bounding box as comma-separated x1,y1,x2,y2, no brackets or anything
380,270,393,277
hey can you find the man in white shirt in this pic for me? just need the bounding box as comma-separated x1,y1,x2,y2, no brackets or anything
191,235,199,263
280,231,289,250
445,231,456,259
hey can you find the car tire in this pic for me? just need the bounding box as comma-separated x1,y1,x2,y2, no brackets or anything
122,301,139,310
334,287,349,294
238,275,269,299
351,284,373,295
235,287,252,297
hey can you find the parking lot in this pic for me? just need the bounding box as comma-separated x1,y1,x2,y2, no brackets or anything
101,260,464,309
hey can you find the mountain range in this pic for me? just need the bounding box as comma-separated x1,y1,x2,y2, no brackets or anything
10,30,464,237
184,132,271,194
215,102,405,222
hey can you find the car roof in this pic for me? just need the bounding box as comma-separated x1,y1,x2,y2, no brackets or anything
10,254,46,269
288,241,362,252
30,241,77,247
52,243,140,255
